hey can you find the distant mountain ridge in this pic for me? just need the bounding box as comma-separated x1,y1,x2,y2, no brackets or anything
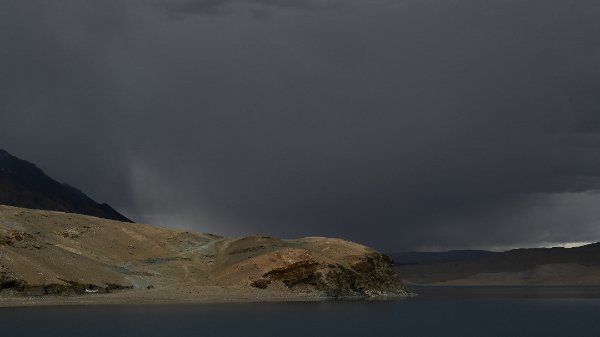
396,243,600,285
0,149,131,222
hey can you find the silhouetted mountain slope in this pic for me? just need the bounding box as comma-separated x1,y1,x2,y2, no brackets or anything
0,149,131,222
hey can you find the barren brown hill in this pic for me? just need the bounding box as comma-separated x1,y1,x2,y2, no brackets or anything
0,205,408,306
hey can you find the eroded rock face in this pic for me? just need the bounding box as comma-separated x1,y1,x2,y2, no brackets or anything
0,263,132,295
261,253,408,298
0,266,23,290
264,261,324,288
346,253,405,296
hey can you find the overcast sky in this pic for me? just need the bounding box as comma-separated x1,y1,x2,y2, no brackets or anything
1,0,600,251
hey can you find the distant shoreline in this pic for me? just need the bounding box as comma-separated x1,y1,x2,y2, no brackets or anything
407,285,600,299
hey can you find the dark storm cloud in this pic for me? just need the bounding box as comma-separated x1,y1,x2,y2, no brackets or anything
158,0,341,16
0,0,139,211
1,0,600,251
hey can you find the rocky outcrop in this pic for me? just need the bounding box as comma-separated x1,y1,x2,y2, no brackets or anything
259,252,408,298
0,230,42,249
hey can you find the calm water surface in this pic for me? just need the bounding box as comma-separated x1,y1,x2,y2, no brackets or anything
2,287,600,337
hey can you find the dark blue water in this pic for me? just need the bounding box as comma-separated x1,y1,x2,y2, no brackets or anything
2,289,600,337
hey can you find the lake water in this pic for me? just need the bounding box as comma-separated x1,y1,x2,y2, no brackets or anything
2,287,600,337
